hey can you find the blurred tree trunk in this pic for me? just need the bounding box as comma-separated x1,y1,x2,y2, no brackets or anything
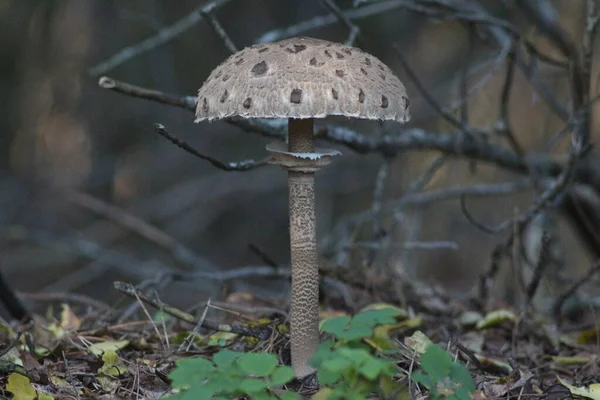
0,0,43,170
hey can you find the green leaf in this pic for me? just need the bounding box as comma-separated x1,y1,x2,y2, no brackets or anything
239,378,269,393
412,371,432,389
337,322,373,341
322,357,352,372
203,374,238,392
168,357,214,387
317,364,344,385
251,392,278,400
353,308,401,327
337,347,371,365
237,352,278,377
213,349,242,368
359,357,387,380
310,340,335,367
449,362,475,394
279,391,302,400
420,344,453,382
270,366,295,385
175,383,215,400
321,316,352,336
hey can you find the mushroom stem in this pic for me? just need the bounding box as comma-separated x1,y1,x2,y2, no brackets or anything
288,118,315,153
287,117,319,378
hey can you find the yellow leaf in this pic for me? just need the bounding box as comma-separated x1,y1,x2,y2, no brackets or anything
6,373,36,400
552,356,592,366
360,303,408,319
404,330,432,354
207,331,237,346
60,304,81,331
88,340,129,356
558,377,600,400
474,355,511,373
99,349,125,377
476,309,516,330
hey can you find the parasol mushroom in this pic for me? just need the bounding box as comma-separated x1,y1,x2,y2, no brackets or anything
195,36,410,378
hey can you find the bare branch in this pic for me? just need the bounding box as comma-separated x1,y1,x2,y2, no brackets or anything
320,0,361,46
113,281,273,340
98,77,600,193
552,258,600,323
392,44,481,138
154,123,270,172
461,137,591,234
201,7,238,53
525,231,552,307
255,0,410,43
352,240,458,251
99,76,196,111
64,190,216,272
460,23,475,126
497,43,524,157
518,0,587,141
88,0,235,76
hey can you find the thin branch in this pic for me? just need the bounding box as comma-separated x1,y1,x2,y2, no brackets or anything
371,158,391,241
255,0,411,43
99,77,196,111
513,52,570,121
98,76,600,192
518,0,586,141
460,23,475,126
497,42,524,157
201,7,238,54
552,258,600,323
461,138,590,234
340,179,533,228
113,281,273,340
392,44,480,138
65,190,215,272
525,231,552,308
88,0,235,76
154,123,270,171
320,0,361,46
365,157,392,266
352,240,458,251
17,291,115,313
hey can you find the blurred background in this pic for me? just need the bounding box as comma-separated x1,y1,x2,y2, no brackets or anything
1,0,598,318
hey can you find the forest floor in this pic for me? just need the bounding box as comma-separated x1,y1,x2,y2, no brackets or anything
0,270,599,400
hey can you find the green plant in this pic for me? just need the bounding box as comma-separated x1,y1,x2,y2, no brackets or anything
167,307,408,399
168,350,299,400
308,307,407,399
412,344,475,400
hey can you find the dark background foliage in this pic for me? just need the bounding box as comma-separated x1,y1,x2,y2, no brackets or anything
1,0,598,319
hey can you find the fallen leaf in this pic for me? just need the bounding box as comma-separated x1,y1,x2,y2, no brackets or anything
404,330,432,354
557,377,600,400
60,304,81,331
88,340,129,356
6,373,37,400
476,309,516,329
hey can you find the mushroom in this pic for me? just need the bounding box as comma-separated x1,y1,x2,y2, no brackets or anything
195,36,410,378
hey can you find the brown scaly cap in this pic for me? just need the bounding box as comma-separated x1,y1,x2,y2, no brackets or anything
195,37,410,123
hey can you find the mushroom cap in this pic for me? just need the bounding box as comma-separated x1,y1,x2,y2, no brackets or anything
195,37,409,123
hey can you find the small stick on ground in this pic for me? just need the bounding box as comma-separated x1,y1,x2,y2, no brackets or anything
113,281,273,341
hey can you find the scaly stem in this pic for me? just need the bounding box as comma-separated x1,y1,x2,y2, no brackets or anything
287,118,319,378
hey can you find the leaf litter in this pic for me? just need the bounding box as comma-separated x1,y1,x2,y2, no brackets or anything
0,274,599,399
